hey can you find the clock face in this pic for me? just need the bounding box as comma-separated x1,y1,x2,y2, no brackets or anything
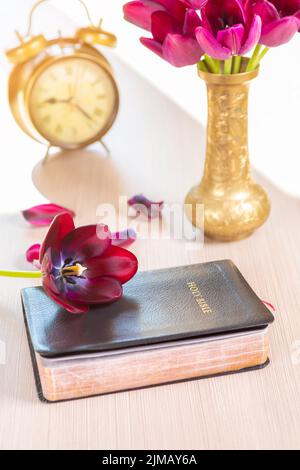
27,55,118,147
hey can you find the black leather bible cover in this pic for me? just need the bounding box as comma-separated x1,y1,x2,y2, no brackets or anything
21,260,274,359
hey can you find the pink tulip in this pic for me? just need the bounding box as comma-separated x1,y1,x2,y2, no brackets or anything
22,203,75,227
246,0,300,46
195,0,262,59
124,0,203,66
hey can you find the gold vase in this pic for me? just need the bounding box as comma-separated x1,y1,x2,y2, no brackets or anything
185,66,270,241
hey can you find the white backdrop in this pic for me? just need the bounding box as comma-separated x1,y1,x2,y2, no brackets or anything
0,0,299,214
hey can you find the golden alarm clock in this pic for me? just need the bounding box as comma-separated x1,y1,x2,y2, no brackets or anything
6,0,119,159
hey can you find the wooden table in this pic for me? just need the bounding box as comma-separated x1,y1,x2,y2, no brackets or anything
1,14,300,451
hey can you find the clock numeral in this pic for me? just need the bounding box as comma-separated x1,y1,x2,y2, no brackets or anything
55,124,63,134
94,108,103,117
97,94,106,100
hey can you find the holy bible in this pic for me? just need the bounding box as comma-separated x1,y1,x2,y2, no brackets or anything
21,260,274,402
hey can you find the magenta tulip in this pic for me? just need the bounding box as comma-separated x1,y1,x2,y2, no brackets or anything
195,0,262,59
22,203,75,227
39,213,138,314
246,0,300,46
123,1,203,66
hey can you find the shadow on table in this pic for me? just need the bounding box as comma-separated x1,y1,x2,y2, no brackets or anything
32,148,124,225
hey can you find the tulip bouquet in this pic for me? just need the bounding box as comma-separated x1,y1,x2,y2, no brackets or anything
123,0,300,73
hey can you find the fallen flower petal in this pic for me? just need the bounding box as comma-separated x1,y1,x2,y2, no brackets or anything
111,228,138,247
22,203,75,227
26,244,41,265
128,194,164,218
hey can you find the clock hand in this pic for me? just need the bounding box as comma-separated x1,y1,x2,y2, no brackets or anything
42,97,73,105
74,103,95,122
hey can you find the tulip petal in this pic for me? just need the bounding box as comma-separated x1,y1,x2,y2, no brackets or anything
22,203,75,227
111,228,138,247
217,24,245,54
188,0,208,8
195,26,232,59
84,245,138,284
60,223,111,261
43,279,89,314
204,0,245,33
128,194,164,218
153,0,189,22
183,9,202,35
39,213,75,263
26,244,41,264
66,276,123,305
124,1,167,31
140,37,164,58
162,33,203,66
240,14,262,54
251,0,280,26
151,10,177,41
260,15,299,46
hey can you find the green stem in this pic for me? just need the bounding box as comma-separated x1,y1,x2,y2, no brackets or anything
204,55,220,74
0,270,42,279
223,57,233,75
246,44,262,72
198,60,208,72
256,47,269,66
232,56,242,74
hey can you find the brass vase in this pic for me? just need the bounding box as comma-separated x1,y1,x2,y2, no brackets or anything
185,66,270,241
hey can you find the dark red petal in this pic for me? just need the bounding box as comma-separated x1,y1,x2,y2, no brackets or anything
204,0,245,34
151,11,178,42
39,213,75,263
43,281,89,314
60,223,111,262
26,244,41,264
22,203,75,227
66,276,123,304
84,245,138,284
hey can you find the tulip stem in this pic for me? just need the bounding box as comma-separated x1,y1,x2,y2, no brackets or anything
246,44,262,72
198,60,208,72
232,56,242,74
204,55,220,74
256,47,270,66
223,58,232,75
0,270,42,279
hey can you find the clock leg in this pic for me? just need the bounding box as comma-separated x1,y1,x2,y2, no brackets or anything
42,144,52,165
99,139,111,158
